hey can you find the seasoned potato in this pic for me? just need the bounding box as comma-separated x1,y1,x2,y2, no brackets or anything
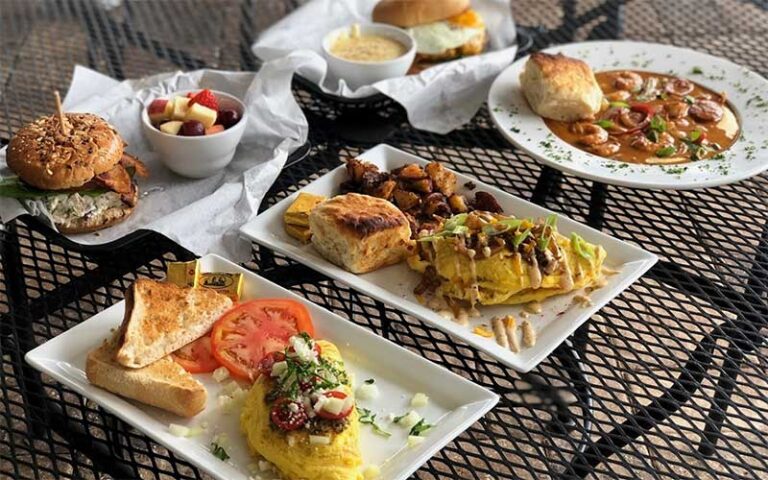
426,162,457,196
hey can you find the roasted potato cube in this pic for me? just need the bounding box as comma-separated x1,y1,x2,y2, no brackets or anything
397,163,428,180
425,162,456,196
360,170,389,192
423,193,451,217
473,191,503,213
393,189,421,210
368,179,396,199
346,158,376,183
408,178,433,193
448,194,469,213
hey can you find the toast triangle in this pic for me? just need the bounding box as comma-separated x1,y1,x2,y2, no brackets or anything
115,278,233,369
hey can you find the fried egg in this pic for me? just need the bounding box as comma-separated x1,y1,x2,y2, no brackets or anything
407,9,485,55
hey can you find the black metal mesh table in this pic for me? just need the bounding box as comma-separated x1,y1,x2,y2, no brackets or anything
2,1,768,479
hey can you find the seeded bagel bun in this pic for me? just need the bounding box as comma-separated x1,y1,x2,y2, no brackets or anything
7,113,124,190
373,0,470,27
55,187,138,234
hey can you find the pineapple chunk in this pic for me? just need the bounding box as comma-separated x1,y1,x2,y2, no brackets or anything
159,120,184,135
185,103,218,129
171,97,190,120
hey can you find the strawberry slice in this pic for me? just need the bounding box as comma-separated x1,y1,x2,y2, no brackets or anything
188,89,219,111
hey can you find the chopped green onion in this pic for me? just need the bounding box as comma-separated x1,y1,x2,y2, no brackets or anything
689,129,702,142
684,95,695,105
571,233,594,260
649,115,667,133
210,441,230,461
512,229,531,248
655,146,677,157
443,213,468,231
408,419,433,437
609,101,629,108
358,407,391,438
595,119,615,129
538,214,558,251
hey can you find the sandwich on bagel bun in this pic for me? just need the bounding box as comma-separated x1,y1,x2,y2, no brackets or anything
373,0,486,70
2,112,148,233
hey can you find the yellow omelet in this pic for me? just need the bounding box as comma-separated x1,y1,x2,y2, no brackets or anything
240,340,363,480
408,214,606,305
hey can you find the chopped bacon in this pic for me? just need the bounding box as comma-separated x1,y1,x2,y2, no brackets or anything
120,153,149,177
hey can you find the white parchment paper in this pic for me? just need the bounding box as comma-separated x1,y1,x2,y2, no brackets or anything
0,62,309,261
253,0,517,134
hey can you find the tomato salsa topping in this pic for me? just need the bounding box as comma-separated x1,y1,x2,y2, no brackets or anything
264,334,353,435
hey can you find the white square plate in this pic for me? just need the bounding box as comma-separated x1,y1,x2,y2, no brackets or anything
240,144,658,372
25,254,499,480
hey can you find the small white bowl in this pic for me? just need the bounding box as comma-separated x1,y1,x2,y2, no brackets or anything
322,23,416,90
141,89,247,179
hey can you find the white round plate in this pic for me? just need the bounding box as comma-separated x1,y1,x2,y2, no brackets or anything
488,40,768,189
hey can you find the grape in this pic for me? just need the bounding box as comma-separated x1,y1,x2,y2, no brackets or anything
217,109,241,129
179,120,205,136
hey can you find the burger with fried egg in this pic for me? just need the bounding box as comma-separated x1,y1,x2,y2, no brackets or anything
1,113,148,233
373,0,486,72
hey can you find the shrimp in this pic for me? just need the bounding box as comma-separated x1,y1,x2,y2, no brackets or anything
612,71,643,91
589,140,620,157
605,90,631,102
571,122,609,146
665,101,690,119
690,99,724,122
619,109,649,129
664,78,694,96
630,132,675,152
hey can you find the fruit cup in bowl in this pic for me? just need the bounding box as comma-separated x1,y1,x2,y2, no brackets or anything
142,89,247,178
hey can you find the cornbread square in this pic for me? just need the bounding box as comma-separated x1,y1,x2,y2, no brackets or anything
284,192,326,227
309,193,413,274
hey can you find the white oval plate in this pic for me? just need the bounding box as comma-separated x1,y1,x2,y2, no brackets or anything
488,40,768,189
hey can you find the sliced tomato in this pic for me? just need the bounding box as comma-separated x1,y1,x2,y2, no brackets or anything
316,391,353,420
271,398,308,431
210,299,314,381
171,335,220,373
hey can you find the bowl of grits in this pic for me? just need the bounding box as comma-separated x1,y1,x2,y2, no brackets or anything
322,23,416,89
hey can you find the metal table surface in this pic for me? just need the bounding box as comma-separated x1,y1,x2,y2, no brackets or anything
1,1,767,479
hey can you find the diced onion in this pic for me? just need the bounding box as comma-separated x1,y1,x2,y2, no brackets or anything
309,435,331,445
408,435,426,448
410,393,429,407
399,411,422,429
212,366,230,383
168,424,189,437
356,383,380,401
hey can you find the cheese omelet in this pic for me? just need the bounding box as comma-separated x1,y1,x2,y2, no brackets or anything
240,339,363,480
408,212,606,306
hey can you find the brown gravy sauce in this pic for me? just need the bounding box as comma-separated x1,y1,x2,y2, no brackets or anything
544,71,739,164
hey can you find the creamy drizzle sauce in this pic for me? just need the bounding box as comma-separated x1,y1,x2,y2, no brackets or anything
524,301,543,315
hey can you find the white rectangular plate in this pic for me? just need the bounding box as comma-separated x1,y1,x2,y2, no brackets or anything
240,144,658,372
25,253,498,480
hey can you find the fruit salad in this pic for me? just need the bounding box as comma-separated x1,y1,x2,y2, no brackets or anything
147,89,242,137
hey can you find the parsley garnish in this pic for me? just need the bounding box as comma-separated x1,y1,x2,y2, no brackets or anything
210,441,230,461
358,407,391,438
649,115,667,133
409,419,433,437
655,146,676,157
691,66,703,74
393,412,409,424
364,378,375,385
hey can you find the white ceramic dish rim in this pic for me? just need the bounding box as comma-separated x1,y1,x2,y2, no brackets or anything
488,40,768,189
321,23,417,66
25,253,499,480
141,89,247,140
239,144,658,372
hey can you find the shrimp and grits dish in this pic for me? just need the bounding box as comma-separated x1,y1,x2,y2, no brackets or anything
520,52,740,165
